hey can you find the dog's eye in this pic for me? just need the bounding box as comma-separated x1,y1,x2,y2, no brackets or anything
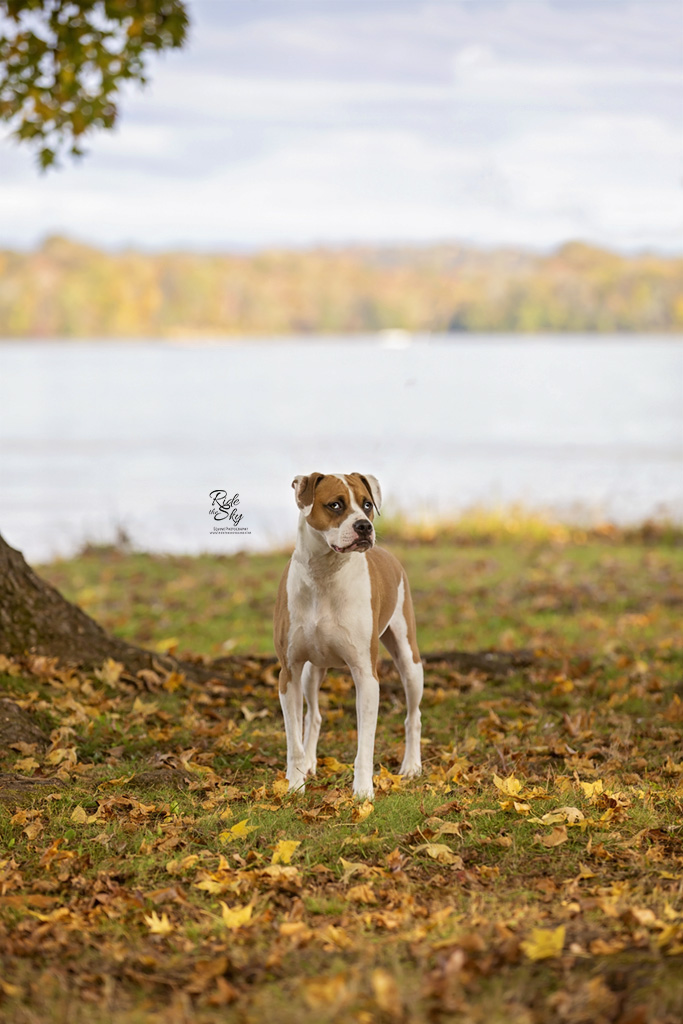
327,501,342,512
363,500,373,512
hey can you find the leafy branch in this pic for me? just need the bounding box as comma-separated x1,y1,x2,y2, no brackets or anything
0,0,188,168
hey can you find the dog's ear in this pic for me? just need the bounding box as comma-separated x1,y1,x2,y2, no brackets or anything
292,473,325,511
356,474,382,515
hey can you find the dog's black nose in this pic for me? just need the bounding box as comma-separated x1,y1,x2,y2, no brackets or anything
354,519,373,536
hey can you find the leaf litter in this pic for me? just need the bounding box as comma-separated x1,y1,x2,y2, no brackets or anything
0,534,682,1022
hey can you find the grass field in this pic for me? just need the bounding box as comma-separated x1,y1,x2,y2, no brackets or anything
0,516,682,1022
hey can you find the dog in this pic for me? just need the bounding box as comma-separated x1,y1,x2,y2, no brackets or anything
273,472,423,799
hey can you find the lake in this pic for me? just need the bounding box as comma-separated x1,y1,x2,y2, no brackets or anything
0,335,681,563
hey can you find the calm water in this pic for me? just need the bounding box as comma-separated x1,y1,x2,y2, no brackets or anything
0,335,681,563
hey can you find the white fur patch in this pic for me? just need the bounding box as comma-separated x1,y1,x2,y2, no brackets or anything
286,544,373,670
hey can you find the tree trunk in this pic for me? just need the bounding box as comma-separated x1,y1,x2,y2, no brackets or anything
0,532,234,685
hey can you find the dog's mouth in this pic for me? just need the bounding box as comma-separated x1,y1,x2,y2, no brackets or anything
331,538,373,553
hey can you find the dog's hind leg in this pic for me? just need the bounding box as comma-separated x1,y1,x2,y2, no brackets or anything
302,662,326,776
381,626,423,778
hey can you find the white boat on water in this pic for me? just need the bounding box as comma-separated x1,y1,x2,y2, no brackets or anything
378,329,413,349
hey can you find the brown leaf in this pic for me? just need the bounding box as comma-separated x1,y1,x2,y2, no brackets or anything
535,825,568,848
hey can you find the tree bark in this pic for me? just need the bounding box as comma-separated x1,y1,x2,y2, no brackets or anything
0,532,234,685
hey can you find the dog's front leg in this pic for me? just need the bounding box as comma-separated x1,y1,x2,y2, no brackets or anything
279,662,307,792
349,663,380,800
302,662,326,776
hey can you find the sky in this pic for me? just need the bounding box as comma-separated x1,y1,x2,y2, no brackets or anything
1,0,681,253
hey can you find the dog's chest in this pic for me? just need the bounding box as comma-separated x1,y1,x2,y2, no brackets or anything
286,555,373,668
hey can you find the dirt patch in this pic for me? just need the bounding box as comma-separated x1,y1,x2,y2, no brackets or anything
0,695,47,748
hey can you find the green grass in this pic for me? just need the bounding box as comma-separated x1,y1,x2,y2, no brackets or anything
36,521,683,658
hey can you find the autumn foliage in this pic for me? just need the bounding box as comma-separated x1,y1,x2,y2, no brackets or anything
0,527,681,1022
1,235,682,337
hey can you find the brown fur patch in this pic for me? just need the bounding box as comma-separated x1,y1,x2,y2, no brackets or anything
346,474,377,516
401,572,421,664
302,474,375,533
273,561,291,691
292,473,325,510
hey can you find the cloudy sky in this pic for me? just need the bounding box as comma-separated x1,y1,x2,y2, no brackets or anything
1,0,681,252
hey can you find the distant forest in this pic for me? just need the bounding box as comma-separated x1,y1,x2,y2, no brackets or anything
1,236,682,336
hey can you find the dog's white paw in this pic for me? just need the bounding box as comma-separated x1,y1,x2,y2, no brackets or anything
352,780,375,802
286,764,307,793
399,760,422,779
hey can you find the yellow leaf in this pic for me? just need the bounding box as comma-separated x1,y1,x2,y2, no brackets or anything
413,843,464,866
154,637,179,654
219,818,255,843
493,773,523,797
15,757,40,773
318,756,351,775
260,864,300,882
580,780,603,799
0,979,23,998
196,877,230,894
377,765,404,790
345,883,377,904
46,748,73,765
162,671,186,692
434,822,462,838
558,806,584,823
144,910,173,936
339,858,369,884
220,901,253,930
351,799,374,823
272,778,290,797
70,805,88,824
272,840,301,865
371,968,402,1017
132,697,159,718
97,774,134,789
23,821,43,841
303,973,351,1010
95,658,123,685
279,920,311,939
520,925,566,961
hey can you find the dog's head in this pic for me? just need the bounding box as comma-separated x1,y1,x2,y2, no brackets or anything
292,472,382,553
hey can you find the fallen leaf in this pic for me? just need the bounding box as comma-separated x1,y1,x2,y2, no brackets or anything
413,843,464,866
303,972,352,1010
94,658,123,685
352,800,374,822
345,884,377,904
144,910,173,936
23,821,43,841
371,968,402,1018
272,839,301,865
535,826,568,848
493,773,523,797
219,818,255,843
220,901,253,930
520,924,566,961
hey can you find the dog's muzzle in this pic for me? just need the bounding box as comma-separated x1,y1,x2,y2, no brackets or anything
332,518,374,553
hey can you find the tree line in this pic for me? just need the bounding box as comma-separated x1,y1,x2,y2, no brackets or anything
1,235,681,337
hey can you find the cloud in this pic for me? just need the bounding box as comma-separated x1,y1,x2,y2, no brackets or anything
0,0,680,252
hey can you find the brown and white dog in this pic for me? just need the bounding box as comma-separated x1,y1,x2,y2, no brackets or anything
274,472,423,799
